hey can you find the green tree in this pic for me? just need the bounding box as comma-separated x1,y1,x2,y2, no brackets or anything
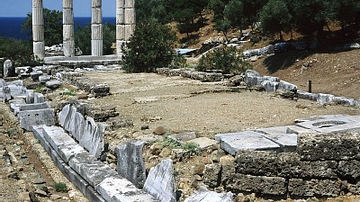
289,0,337,38
242,0,268,30
136,0,172,24
259,0,293,39
0,37,41,67
121,20,177,73
224,0,244,32
22,8,63,46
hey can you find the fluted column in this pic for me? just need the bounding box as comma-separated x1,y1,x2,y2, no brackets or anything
92,0,103,56
32,0,45,60
63,0,75,57
116,0,136,56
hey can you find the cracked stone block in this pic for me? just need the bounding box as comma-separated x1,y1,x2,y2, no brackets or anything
144,159,176,202
215,131,281,155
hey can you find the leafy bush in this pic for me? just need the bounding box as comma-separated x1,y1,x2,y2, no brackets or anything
171,54,187,68
54,182,68,193
196,46,252,74
121,20,177,73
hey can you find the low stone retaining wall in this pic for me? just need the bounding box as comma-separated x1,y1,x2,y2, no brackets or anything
204,132,360,198
157,68,360,107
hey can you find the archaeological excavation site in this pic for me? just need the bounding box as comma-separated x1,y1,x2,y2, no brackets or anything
1,0,360,202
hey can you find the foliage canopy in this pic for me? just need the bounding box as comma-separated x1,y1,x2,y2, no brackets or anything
121,20,177,73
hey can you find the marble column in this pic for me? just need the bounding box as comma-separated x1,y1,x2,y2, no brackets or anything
92,0,103,56
63,0,75,57
116,0,136,56
32,0,45,60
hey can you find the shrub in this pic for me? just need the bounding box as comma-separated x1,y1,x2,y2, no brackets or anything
54,182,68,193
121,20,177,73
0,37,43,67
196,46,252,74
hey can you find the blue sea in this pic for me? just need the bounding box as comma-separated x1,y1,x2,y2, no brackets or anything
0,17,116,40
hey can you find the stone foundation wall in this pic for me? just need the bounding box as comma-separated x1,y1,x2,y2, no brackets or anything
205,132,360,198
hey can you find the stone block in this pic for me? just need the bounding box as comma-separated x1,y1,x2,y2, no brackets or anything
286,125,316,135
9,85,27,99
297,90,318,100
96,176,155,202
215,131,281,155
184,186,233,202
333,96,359,106
317,93,335,105
262,133,297,152
42,126,76,154
18,102,50,112
278,80,297,92
297,132,360,161
39,75,51,83
338,160,360,179
116,140,146,188
58,143,87,163
3,59,13,78
34,93,45,103
18,108,55,131
30,71,43,81
26,90,34,104
203,163,221,188
296,115,360,133
80,117,105,159
288,178,341,197
245,70,261,78
261,80,279,92
226,173,287,195
45,80,62,89
69,152,117,187
144,159,176,202
186,137,217,150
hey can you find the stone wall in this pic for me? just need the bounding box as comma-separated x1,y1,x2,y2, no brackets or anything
205,131,360,199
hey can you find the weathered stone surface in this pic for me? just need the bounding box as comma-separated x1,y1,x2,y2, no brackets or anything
203,163,221,188
81,117,105,158
262,133,297,152
296,115,360,133
30,71,43,81
18,102,50,112
338,160,360,179
184,186,233,202
18,108,55,131
186,137,217,150
34,93,45,103
69,152,117,187
26,90,34,104
3,59,13,77
215,131,281,155
261,80,278,92
234,150,338,179
115,140,146,188
286,125,316,135
90,83,110,97
288,178,341,197
41,126,75,153
317,93,335,105
144,159,176,202
39,75,51,83
278,80,297,92
95,176,155,202
297,90,318,100
45,80,62,89
226,174,286,195
297,132,360,161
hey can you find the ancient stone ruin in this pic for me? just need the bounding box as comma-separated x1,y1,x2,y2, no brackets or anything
32,0,135,60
